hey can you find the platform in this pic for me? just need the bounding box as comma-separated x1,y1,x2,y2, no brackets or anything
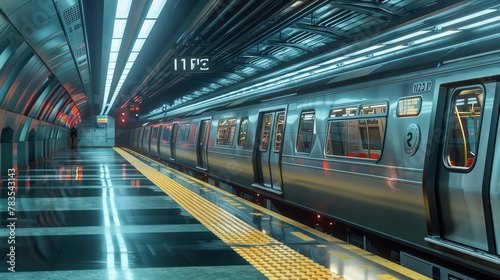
0,147,429,279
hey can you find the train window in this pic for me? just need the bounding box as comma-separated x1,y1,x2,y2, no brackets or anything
260,114,273,151
297,111,315,154
237,117,249,147
178,123,190,143
359,103,387,115
325,102,387,159
444,86,483,169
274,113,285,152
188,123,197,144
152,127,158,139
161,125,171,144
217,118,237,146
330,107,357,118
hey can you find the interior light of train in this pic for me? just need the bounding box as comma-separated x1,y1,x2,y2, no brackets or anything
467,98,478,104
366,104,386,109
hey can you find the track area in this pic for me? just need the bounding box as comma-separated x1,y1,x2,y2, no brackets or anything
117,147,429,280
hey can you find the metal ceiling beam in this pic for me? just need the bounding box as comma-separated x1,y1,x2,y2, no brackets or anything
265,40,315,53
328,0,400,20
290,23,349,40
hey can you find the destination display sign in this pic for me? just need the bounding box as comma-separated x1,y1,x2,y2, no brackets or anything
397,96,422,117
172,56,210,72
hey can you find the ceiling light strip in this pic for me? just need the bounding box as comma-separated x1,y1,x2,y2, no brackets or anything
104,0,168,115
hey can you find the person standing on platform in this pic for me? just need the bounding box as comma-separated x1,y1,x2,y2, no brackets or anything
70,126,77,149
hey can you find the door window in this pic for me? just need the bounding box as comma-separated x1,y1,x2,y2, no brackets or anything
444,87,484,169
273,113,285,152
260,114,273,151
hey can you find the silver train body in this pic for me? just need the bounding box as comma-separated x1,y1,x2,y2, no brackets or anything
130,54,500,277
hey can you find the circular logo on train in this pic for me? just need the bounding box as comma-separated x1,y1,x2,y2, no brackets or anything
404,123,420,156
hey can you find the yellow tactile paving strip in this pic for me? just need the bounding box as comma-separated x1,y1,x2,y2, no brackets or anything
122,148,431,280
114,148,342,280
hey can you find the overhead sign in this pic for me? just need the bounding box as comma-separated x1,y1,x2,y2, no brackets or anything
96,115,108,128
172,56,210,72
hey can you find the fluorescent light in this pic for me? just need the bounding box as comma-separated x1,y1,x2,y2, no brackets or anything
301,65,319,71
459,15,500,30
314,64,338,74
383,30,429,44
111,39,122,51
349,45,384,56
320,56,347,65
343,56,368,65
413,30,459,44
292,73,309,80
109,52,118,62
113,19,127,38
116,0,132,18
440,9,496,28
146,0,168,18
103,0,170,116
291,1,304,8
129,52,139,61
132,39,146,51
373,45,407,56
138,20,155,38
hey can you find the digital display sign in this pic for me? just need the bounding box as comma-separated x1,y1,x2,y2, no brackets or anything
172,56,210,72
397,97,422,117
96,115,108,128
129,104,140,112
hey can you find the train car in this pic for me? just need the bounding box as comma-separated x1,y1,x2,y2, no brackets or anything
131,51,500,278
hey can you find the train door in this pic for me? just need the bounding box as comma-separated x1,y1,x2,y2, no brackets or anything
157,125,163,157
196,119,210,170
254,109,285,192
170,123,178,160
425,82,499,260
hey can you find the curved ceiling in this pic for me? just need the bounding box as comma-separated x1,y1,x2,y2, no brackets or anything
1,0,500,127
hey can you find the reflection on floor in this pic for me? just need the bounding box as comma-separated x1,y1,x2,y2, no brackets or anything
0,148,266,280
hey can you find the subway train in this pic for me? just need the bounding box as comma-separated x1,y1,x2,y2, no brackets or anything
129,49,500,278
